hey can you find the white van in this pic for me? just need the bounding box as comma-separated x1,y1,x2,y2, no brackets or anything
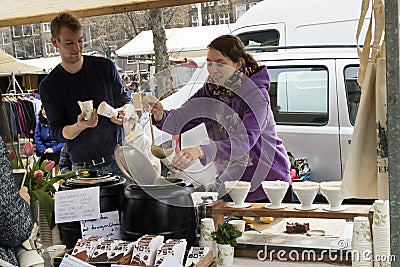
231,0,369,47
153,0,365,184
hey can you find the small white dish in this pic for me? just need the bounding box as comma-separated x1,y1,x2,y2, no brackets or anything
264,203,288,209
323,205,348,211
294,204,319,211
227,202,251,208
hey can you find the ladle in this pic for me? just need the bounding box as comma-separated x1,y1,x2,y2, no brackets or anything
149,109,174,159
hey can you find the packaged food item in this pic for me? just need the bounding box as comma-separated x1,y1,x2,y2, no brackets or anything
71,236,102,262
89,239,114,263
108,240,134,264
184,246,212,267
154,239,187,266
130,235,164,266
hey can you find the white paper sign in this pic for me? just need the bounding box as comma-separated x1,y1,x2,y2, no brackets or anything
55,187,100,224
80,210,121,239
159,254,184,267
60,254,95,267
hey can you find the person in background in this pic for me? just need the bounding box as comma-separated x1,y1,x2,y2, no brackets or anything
121,73,130,92
129,81,139,94
144,35,291,202
140,79,151,93
34,105,64,167
0,90,34,266
39,12,132,177
59,144,72,174
123,111,161,177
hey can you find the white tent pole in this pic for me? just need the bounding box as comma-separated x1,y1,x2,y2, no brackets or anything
196,3,202,26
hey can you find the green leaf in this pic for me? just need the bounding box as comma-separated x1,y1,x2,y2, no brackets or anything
32,189,55,229
211,222,242,247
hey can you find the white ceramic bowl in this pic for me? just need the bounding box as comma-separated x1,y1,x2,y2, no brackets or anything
320,181,343,209
261,181,289,208
224,181,251,206
292,181,320,209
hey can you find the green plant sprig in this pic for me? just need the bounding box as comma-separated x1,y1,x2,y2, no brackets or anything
211,222,242,247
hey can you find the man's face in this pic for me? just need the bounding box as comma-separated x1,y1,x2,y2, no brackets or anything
51,27,83,64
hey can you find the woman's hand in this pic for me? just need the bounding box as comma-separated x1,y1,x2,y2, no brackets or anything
171,146,203,171
142,94,164,122
19,186,30,205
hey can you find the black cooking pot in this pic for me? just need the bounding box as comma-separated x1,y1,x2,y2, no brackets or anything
120,178,197,248
57,176,126,248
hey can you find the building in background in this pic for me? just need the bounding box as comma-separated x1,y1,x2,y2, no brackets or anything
0,0,261,73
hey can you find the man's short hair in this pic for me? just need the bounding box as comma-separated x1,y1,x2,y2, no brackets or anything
51,12,82,40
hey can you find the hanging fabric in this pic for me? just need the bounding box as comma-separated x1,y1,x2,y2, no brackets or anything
340,0,387,199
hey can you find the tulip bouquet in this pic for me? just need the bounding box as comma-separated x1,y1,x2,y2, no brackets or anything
21,141,74,229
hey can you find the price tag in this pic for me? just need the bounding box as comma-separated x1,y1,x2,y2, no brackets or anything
60,254,95,267
80,210,121,239
55,187,100,224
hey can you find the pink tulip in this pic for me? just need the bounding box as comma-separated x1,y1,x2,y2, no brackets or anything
9,150,17,160
43,160,55,172
23,142,34,157
34,170,44,179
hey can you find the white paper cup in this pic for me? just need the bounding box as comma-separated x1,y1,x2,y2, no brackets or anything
373,200,390,227
352,217,372,246
78,100,93,120
46,244,66,260
200,218,215,243
229,219,246,233
98,101,118,118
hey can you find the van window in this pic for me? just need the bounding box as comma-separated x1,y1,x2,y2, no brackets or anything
344,65,361,125
268,66,329,125
237,30,280,52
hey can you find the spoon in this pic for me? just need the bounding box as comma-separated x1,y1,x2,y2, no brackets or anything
148,109,174,159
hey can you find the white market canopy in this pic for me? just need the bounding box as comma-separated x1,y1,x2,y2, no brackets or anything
0,49,44,75
115,24,232,59
0,0,211,27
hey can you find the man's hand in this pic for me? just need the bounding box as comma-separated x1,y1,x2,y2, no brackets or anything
62,110,98,140
110,106,127,125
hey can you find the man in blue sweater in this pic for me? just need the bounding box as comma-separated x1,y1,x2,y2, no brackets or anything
40,12,131,177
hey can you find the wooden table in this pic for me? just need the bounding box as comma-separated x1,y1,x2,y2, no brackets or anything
206,201,373,264
206,200,373,230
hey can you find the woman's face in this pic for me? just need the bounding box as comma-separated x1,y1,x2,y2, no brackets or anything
206,47,241,85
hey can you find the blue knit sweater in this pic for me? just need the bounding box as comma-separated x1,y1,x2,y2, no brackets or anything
0,138,34,266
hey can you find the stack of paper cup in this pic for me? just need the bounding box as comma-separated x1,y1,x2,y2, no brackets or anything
199,218,216,252
352,216,373,267
372,200,391,267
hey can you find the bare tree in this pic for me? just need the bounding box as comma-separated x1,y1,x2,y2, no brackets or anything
149,8,172,99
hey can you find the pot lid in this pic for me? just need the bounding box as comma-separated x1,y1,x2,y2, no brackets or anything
114,144,157,185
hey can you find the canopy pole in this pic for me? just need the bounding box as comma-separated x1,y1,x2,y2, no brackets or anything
385,0,400,263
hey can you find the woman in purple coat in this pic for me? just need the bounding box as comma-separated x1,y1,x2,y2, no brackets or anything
145,35,291,202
